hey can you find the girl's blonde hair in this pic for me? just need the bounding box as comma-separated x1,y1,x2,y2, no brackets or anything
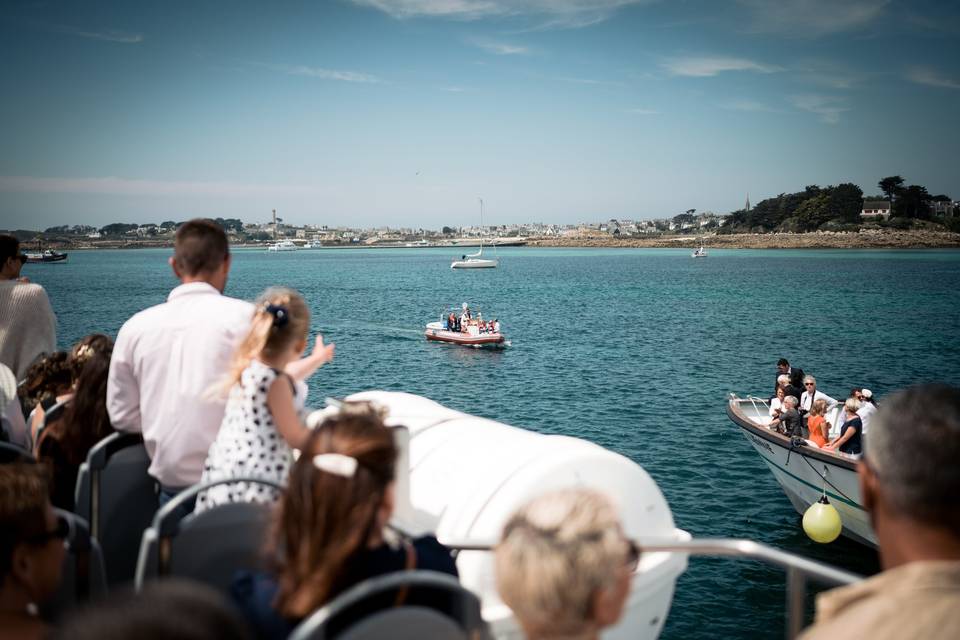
222,287,310,393
810,398,828,417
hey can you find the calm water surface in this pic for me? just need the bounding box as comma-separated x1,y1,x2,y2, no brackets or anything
26,246,960,639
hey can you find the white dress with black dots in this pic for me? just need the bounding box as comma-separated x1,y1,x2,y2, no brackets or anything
195,359,304,513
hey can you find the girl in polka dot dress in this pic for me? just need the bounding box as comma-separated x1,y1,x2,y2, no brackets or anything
196,287,335,512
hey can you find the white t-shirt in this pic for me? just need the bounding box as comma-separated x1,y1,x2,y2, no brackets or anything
857,402,877,435
107,282,254,487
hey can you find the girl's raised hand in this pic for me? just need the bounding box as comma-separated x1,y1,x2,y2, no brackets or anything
310,334,335,365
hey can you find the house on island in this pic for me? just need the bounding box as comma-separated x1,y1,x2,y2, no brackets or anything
861,200,892,221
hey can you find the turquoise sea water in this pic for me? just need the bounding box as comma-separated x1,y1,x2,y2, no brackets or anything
25,246,960,638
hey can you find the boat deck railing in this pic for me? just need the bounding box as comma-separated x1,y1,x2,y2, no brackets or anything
445,537,861,640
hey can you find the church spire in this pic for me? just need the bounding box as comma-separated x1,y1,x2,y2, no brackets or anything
745,193,751,211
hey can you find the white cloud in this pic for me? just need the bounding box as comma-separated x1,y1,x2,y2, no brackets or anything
57,26,144,43
719,99,774,112
662,56,782,77
0,176,324,198
788,94,850,124
471,39,529,55
738,0,889,36
286,66,381,83
905,66,960,90
350,0,655,28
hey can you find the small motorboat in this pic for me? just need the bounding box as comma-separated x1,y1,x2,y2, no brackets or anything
25,249,68,263
727,394,875,547
426,304,505,347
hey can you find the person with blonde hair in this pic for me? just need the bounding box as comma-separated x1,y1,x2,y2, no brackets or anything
495,488,638,640
807,398,830,448
824,397,863,456
196,287,334,512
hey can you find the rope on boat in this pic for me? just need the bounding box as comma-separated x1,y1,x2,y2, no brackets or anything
788,439,859,505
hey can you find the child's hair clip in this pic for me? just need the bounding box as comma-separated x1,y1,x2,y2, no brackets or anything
264,304,289,328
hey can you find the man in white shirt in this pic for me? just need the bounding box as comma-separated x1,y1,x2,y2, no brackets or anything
799,375,838,415
857,388,878,435
108,220,253,505
107,219,340,507
0,234,57,380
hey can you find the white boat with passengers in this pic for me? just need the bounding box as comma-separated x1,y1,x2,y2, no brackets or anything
726,394,876,547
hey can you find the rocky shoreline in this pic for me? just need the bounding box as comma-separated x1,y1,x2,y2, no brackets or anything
526,229,960,249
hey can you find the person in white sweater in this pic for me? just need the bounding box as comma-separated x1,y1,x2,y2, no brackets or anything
0,235,57,380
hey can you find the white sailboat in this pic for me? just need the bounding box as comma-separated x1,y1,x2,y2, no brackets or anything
451,199,498,269
691,239,707,258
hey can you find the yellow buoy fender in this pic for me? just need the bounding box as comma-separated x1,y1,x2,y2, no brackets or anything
803,495,842,543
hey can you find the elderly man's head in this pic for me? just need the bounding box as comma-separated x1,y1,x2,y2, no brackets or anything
495,489,636,640
861,385,960,559
783,396,798,409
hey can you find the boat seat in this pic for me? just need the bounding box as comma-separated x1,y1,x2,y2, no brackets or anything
43,509,108,622
74,432,156,586
0,440,35,463
134,477,282,593
288,570,489,640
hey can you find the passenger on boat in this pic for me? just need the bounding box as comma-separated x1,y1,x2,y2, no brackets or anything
0,464,66,640
53,579,251,640
823,398,862,457
232,406,457,639
776,358,805,393
22,352,72,449
447,312,456,331
196,288,334,514
800,375,838,416
107,220,327,509
495,488,637,640
806,399,830,448
35,334,114,511
770,396,803,438
0,234,57,381
493,319,501,333
857,389,877,435
768,385,786,425
0,363,27,448
777,374,802,404
800,384,960,640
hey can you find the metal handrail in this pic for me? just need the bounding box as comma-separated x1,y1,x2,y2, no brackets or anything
444,537,861,640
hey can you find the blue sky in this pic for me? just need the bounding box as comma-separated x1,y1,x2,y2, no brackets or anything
2,0,959,229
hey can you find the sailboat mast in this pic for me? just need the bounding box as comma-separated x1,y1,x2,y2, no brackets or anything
479,198,484,252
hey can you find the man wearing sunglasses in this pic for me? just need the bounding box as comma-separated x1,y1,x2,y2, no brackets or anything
0,234,57,380
799,375,838,417
801,384,960,639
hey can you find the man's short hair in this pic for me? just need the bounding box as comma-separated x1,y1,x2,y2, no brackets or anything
0,234,20,263
783,396,798,408
803,375,816,385
866,384,960,532
777,358,789,367
495,488,628,638
173,219,229,276
777,374,790,386
0,464,49,582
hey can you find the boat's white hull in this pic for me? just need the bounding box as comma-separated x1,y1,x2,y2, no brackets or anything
451,259,498,269
727,398,876,547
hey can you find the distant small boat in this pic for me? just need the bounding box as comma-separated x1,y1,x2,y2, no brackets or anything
303,240,324,249
25,240,68,263
25,249,68,263
452,199,498,269
267,240,298,252
691,242,707,258
426,304,505,347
